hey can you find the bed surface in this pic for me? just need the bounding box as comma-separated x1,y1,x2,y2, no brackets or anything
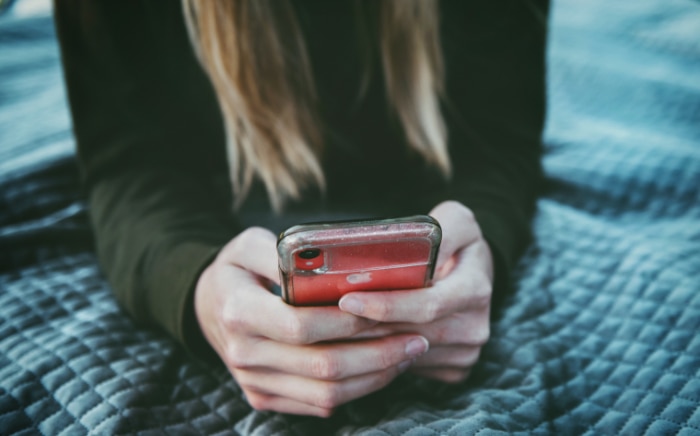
1,0,699,434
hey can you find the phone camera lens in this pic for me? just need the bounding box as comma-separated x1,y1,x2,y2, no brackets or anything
298,248,321,259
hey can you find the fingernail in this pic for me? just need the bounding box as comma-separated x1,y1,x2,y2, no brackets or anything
405,337,429,357
398,360,412,372
339,297,363,315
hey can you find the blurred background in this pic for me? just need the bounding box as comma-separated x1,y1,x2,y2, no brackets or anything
1,0,74,176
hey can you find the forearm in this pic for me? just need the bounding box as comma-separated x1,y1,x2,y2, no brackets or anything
442,0,548,286
88,166,236,349
54,0,238,351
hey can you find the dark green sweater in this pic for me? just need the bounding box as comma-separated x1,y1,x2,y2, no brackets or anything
55,0,548,353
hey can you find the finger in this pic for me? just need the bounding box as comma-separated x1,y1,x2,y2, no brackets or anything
339,246,492,323
428,201,481,273
224,227,280,284
234,365,406,410
351,317,490,346
245,391,334,417
410,367,472,384
411,345,481,369
221,268,379,343
226,334,429,380
350,312,490,347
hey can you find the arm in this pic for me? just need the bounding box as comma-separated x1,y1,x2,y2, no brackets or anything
55,0,237,352
341,0,549,381
443,0,548,289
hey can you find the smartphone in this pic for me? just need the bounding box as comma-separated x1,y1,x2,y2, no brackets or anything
277,215,442,306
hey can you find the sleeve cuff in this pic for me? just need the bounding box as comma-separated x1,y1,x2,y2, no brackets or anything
470,206,530,295
145,240,223,360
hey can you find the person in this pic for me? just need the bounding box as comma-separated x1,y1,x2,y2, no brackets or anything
55,0,548,417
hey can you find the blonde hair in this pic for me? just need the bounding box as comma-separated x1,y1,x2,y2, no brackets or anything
183,0,449,210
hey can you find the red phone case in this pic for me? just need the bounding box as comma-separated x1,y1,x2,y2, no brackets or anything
277,215,442,305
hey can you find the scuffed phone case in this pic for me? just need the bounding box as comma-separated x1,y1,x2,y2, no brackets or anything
277,215,442,306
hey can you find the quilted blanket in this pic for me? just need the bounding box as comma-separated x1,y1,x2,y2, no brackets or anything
1,0,699,434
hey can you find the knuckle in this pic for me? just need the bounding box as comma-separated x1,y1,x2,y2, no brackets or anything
465,348,482,366
223,342,250,369
468,277,492,310
241,226,269,243
231,227,270,254
422,291,447,323
281,315,309,344
374,299,392,321
450,310,490,346
434,323,450,344
314,384,342,409
460,205,476,223
440,201,476,224
423,301,441,323
246,392,271,411
443,369,470,384
348,317,373,335
449,346,482,367
469,325,491,346
222,304,246,332
309,352,342,380
471,290,492,311
446,314,471,344
197,262,217,288
317,408,335,418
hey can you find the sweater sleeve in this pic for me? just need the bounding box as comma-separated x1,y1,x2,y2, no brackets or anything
442,0,549,290
54,1,238,353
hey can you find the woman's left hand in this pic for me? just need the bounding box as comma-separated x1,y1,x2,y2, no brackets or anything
339,201,494,383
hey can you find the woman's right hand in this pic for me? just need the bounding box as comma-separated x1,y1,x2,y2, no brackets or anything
194,227,430,417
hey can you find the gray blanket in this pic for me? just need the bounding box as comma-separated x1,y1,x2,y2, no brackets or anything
1,0,699,434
